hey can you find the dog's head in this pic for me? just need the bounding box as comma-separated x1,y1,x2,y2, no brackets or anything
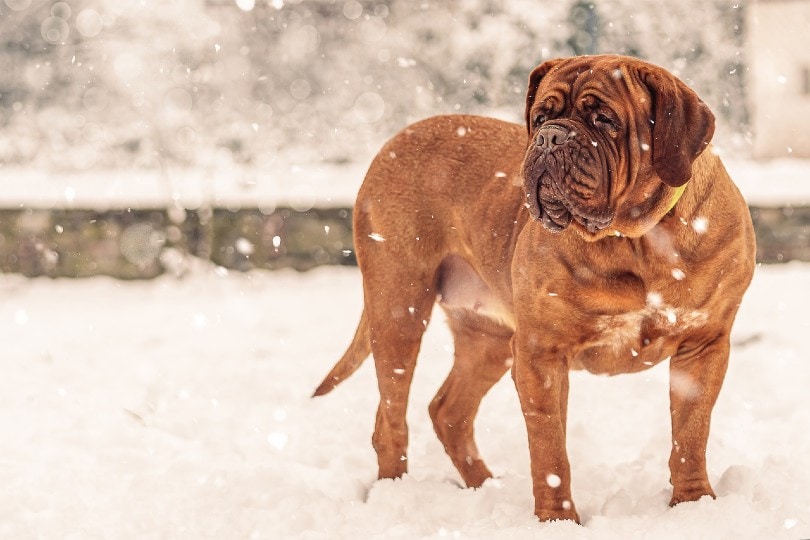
521,55,715,239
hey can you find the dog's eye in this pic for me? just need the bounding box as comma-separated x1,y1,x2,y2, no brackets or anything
593,113,616,130
533,114,547,127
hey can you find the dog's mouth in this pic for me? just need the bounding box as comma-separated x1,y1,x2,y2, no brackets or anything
538,192,572,232
523,151,613,234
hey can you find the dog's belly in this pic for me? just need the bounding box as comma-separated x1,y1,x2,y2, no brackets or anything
572,305,709,374
437,255,515,329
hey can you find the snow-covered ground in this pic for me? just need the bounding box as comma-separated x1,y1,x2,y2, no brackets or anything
1,261,808,539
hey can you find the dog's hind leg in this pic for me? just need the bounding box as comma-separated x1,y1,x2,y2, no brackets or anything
350,160,452,481
429,311,513,488
363,265,439,481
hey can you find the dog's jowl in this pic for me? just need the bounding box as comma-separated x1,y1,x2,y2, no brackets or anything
314,54,755,523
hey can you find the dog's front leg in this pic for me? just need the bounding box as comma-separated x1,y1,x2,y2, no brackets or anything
668,335,730,506
512,336,581,523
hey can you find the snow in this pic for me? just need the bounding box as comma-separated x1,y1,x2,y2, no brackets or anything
1,261,808,538
725,159,810,206
1,157,809,211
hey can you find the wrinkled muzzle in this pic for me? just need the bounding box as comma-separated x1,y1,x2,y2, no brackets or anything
522,126,614,234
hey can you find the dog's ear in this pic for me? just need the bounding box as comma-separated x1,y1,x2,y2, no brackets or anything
639,67,715,187
525,59,564,137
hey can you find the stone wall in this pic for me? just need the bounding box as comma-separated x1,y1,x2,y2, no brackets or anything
0,205,806,279
0,207,355,279
750,206,810,263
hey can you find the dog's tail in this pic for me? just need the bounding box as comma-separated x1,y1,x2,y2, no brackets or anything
312,308,372,397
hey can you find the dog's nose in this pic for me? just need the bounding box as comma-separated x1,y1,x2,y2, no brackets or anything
536,125,572,151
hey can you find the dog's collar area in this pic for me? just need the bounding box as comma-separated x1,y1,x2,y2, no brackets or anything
664,182,688,215
608,182,688,238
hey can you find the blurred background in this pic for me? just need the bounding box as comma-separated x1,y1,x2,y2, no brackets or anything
0,0,808,278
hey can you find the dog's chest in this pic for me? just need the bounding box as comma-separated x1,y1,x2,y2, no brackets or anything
573,294,708,374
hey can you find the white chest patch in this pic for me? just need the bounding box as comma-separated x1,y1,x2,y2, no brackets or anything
593,299,708,349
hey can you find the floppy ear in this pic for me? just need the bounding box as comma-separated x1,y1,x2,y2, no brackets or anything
640,68,715,187
524,59,564,136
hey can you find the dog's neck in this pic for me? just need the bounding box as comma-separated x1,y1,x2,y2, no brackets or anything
608,182,688,238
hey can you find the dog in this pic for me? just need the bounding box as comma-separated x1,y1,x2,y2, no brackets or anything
313,54,756,523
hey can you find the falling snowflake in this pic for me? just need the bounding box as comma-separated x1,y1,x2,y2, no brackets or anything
368,232,386,242
692,217,709,234
267,431,288,451
235,237,255,255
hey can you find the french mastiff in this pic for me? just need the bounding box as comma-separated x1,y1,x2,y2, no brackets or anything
314,54,755,522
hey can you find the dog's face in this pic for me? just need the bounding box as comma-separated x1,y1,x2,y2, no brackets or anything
521,55,715,239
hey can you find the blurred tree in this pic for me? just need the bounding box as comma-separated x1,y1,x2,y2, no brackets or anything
568,1,599,55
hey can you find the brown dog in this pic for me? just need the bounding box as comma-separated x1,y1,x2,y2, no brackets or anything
313,54,755,523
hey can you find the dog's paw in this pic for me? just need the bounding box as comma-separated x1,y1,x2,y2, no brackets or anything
535,504,581,524
669,485,716,506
